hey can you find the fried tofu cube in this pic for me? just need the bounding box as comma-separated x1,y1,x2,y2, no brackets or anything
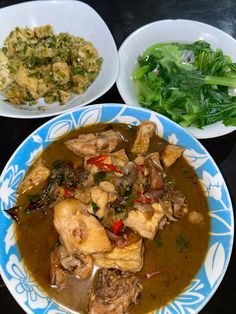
16,65,39,99
161,144,184,167
34,24,52,39
93,239,144,272
59,90,71,103
52,62,70,84
125,203,164,240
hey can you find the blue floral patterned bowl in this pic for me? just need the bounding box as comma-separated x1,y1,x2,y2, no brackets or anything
0,104,234,314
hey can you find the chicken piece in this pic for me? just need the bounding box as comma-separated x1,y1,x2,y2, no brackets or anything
17,161,50,194
125,203,164,240
67,134,97,156
90,269,142,314
188,211,204,225
161,144,184,167
16,65,39,99
50,245,93,287
65,130,121,157
93,239,143,272
50,245,68,287
162,184,188,219
144,152,164,190
134,155,145,166
74,188,91,204
111,149,129,168
96,130,121,154
34,24,52,39
52,62,70,84
88,186,108,218
131,121,156,155
54,198,111,255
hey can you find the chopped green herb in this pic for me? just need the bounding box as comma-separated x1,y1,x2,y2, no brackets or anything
91,201,100,214
176,234,189,251
93,171,106,184
155,234,163,247
126,191,138,207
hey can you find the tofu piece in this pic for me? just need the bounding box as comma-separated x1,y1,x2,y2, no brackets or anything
131,121,156,155
54,199,111,255
59,90,71,103
16,65,39,99
52,62,70,84
37,79,50,97
125,203,164,240
161,144,184,167
17,161,50,194
0,51,12,90
93,239,143,272
34,24,52,39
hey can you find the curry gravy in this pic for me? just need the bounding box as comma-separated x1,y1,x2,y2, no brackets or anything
16,123,210,313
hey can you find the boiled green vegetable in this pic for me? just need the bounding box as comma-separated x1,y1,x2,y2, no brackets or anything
133,41,236,128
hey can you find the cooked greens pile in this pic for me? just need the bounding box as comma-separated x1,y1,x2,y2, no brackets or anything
0,25,102,106
133,41,236,128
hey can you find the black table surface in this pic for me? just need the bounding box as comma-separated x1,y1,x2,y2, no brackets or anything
0,0,235,312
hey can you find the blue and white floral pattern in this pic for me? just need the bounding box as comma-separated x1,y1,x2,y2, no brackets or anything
0,104,234,314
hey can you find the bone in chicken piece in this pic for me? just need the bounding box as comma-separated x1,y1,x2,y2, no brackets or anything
17,161,50,194
90,269,142,314
65,130,121,156
125,203,164,240
54,198,111,255
144,152,164,190
161,144,184,167
131,121,156,155
50,245,93,287
93,239,143,272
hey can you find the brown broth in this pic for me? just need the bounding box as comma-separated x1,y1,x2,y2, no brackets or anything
16,123,210,313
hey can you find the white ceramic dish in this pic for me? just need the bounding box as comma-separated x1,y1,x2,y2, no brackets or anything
116,19,236,139
0,0,119,119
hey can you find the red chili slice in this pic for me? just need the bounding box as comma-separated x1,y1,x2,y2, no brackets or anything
97,163,122,173
112,220,123,235
87,155,108,165
134,192,153,204
64,188,73,197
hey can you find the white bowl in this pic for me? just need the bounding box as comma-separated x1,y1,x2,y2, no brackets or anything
116,19,236,139
0,0,119,119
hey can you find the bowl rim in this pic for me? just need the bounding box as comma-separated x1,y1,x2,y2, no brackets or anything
0,103,234,314
0,0,119,119
116,18,236,139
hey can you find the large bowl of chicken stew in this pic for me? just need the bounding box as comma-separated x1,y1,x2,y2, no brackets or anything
0,104,234,314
